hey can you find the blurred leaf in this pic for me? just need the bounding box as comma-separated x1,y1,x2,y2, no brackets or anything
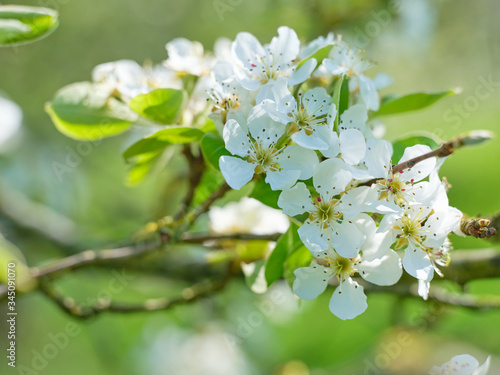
392,133,440,163
249,177,281,209
297,44,333,69
375,90,456,116
200,132,231,170
192,167,226,207
46,82,137,141
0,236,36,293
242,260,267,294
332,75,346,129
129,88,185,124
265,221,301,286
284,245,313,289
126,145,176,186
0,5,58,47
123,126,204,163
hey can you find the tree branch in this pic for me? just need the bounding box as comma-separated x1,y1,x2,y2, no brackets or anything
359,131,494,187
173,145,205,221
39,275,229,320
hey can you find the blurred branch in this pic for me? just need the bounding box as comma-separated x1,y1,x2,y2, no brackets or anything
173,145,205,221
0,181,77,247
366,283,500,310
39,274,229,320
184,182,231,227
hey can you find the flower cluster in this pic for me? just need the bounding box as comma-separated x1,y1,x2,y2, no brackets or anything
94,27,464,320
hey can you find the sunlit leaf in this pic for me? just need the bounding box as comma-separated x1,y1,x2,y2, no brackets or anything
375,90,457,116
0,5,59,47
129,88,185,124
46,82,137,141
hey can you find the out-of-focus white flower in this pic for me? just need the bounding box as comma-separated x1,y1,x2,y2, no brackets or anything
147,326,251,375
209,197,289,235
429,354,491,375
92,59,182,101
165,38,212,76
323,42,380,111
0,96,22,153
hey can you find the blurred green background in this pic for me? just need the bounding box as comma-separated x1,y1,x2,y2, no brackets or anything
1,0,500,374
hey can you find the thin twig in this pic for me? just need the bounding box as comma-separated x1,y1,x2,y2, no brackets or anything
183,232,282,243
39,276,229,320
185,182,231,227
173,145,205,221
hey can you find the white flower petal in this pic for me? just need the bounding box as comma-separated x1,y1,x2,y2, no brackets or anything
219,156,255,190
269,26,300,64
288,58,317,86
365,139,392,178
278,182,315,216
339,103,367,132
277,145,319,180
403,246,433,280
292,127,330,150
358,75,379,111
293,265,333,300
298,222,330,252
223,119,251,157
320,130,341,158
338,186,375,219
331,221,365,258
232,32,265,70
397,144,436,182
265,169,301,191
313,159,351,201
358,250,402,286
329,278,368,320
339,128,366,165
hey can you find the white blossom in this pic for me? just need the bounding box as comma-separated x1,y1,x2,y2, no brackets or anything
429,355,491,375
232,26,317,103
220,106,318,190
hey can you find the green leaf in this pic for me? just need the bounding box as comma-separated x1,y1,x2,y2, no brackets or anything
297,44,333,69
123,126,204,163
129,88,185,124
283,245,313,289
392,133,441,163
200,132,231,170
249,177,281,210
375,90,457,116
192,168,226,207
46,82,137,141
0,5,58,47
265,222,301,286
332,75,348,130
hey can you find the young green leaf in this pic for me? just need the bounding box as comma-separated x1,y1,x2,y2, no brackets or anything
200,132,231,170
249,177,281,210
123,126,204,163
375,90,457,116
0,5,59,47
46,82,137,141
265,222,302,286
129,88,185,124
